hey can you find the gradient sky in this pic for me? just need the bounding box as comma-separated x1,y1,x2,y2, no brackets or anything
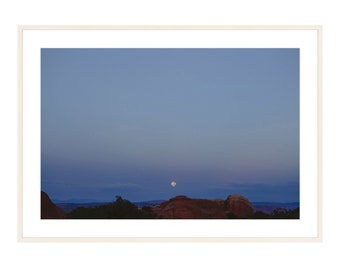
41,48,299,203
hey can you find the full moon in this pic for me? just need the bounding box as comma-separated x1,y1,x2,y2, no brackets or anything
171,181,176,187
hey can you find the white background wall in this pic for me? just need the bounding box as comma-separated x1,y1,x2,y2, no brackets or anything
0,1,339,269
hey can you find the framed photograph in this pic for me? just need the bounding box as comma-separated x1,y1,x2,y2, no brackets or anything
18,25,322,242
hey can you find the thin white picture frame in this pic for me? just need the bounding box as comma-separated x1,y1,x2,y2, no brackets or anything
17,25,322,242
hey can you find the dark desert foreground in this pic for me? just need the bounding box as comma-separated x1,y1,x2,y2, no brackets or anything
41,191,299,219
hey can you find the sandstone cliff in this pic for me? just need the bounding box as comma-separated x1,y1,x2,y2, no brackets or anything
41,191,66,219
151,194,254,219
225,194,254,218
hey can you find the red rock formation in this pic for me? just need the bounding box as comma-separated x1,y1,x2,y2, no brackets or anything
41,191,66,219
152,195,226,219
225,194,254,218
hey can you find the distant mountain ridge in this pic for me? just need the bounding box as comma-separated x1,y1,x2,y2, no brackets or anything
52,198,106,204
252,202,299,214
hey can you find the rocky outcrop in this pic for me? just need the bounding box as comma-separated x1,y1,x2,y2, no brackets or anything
41,191,66,219
225,194,254,218
152,195,226,219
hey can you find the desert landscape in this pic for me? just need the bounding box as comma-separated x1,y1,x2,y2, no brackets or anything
41,191,299,219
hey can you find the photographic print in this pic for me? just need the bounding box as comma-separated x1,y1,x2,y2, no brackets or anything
41,48,300,220
19,26,321,240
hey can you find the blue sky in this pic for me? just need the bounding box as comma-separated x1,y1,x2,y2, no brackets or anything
41,48,299,203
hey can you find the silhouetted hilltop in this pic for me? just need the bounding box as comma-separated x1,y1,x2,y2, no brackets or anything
66,196,156,219
56,200,166,213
